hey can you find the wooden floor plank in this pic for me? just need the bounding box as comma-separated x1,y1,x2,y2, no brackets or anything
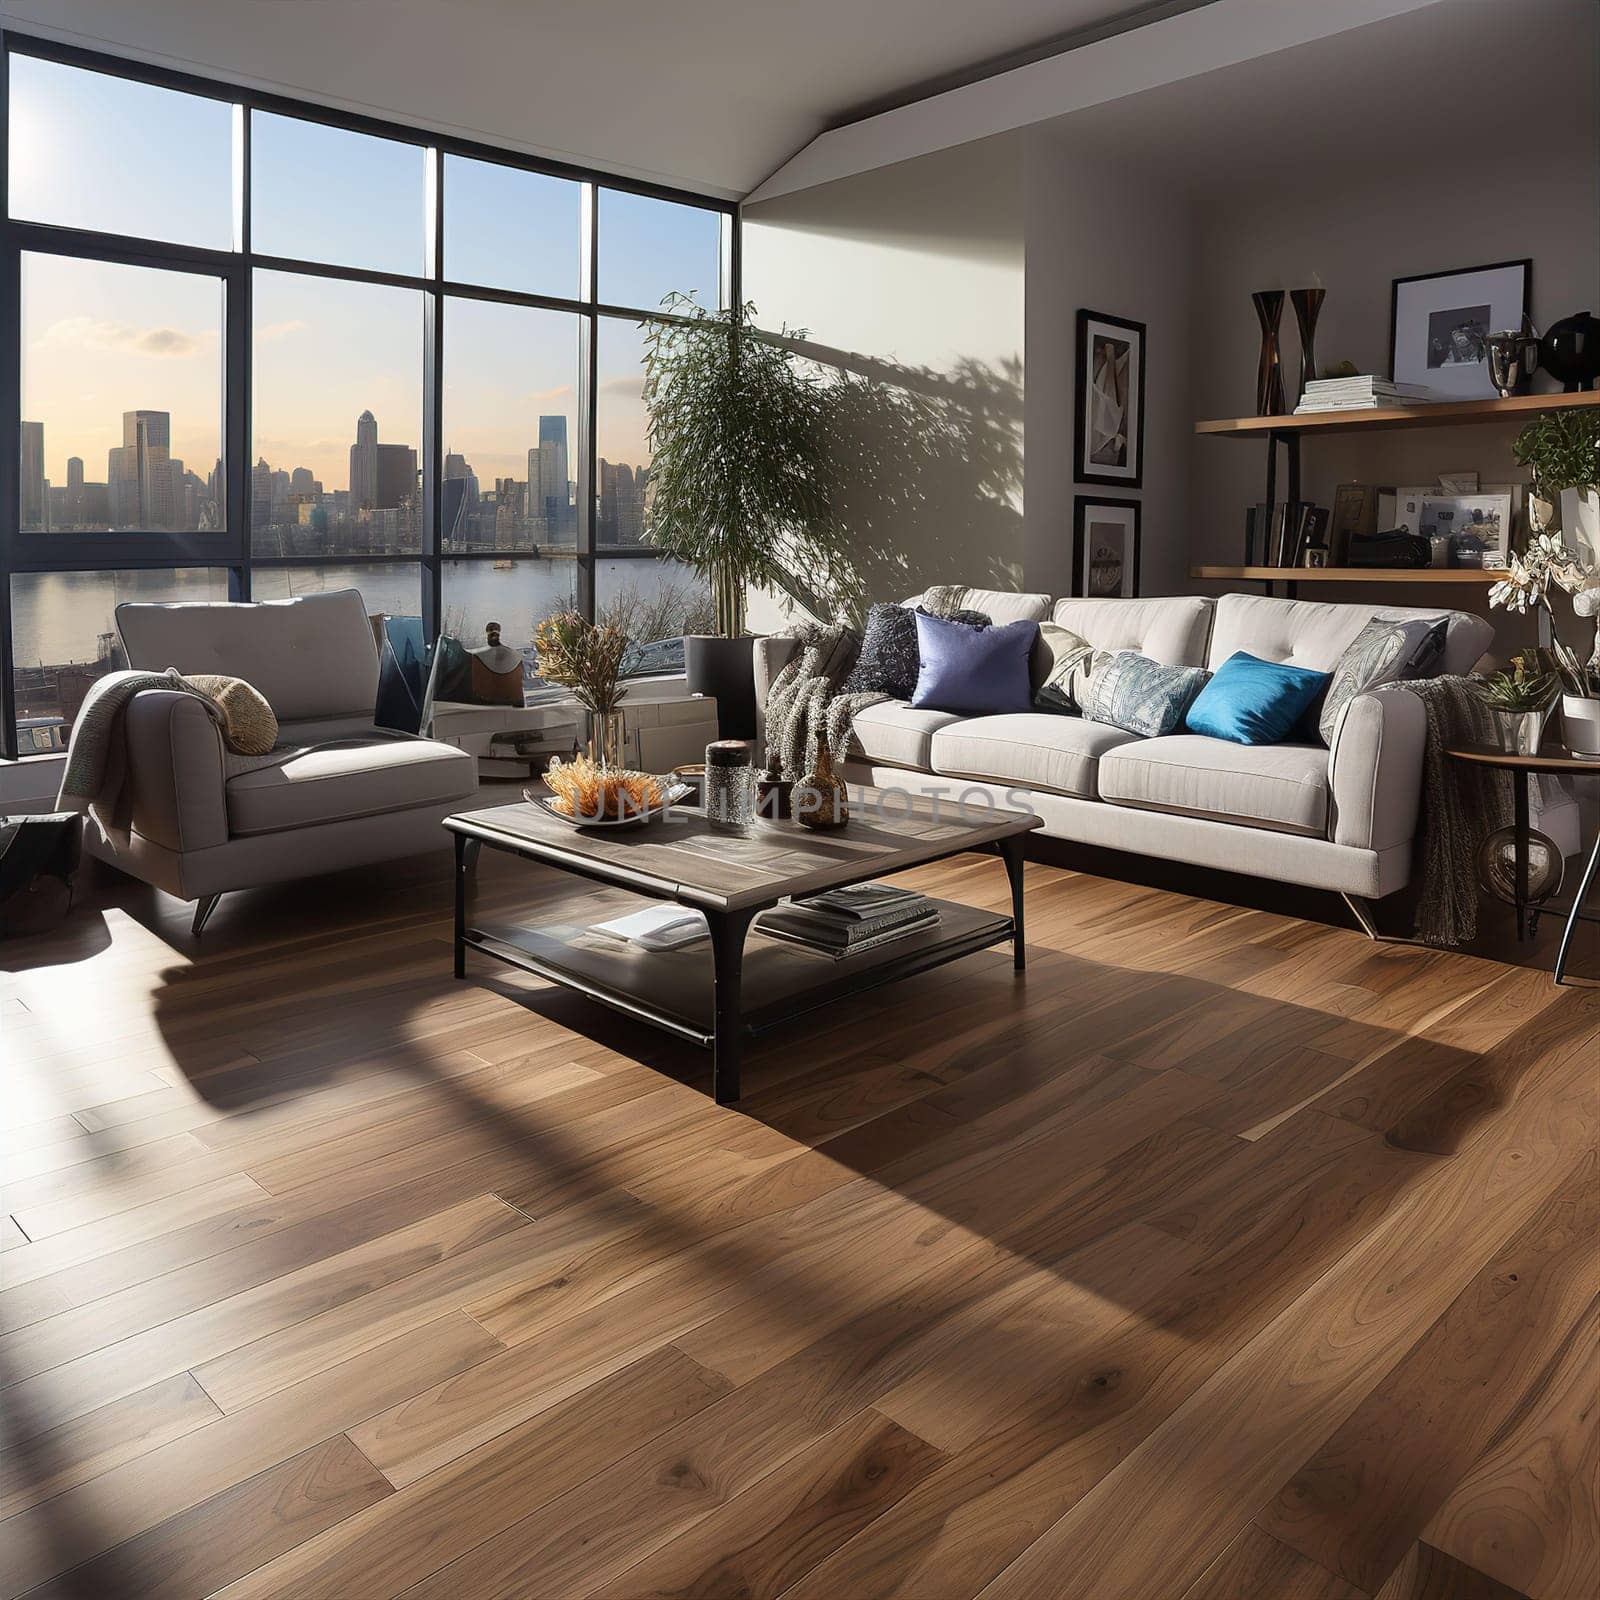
1420,1292,1600,1600
2,844,1589,1600
1256,1154,1600,1594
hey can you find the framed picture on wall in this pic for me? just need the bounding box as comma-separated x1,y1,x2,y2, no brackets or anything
1389,259,1531,400
1073,496,1141,597
1074,309,1146,488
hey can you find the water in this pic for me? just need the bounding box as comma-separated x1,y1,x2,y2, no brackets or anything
9,556,706,671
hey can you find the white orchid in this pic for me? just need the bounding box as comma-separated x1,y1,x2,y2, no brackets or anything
1486,533,1600,695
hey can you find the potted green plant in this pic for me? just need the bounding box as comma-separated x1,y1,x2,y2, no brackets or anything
640,295,856,738
1513,407,1600,556
1472,652,1559,756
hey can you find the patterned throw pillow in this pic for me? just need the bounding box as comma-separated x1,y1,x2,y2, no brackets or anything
1317,616,1448,746
843,603,921,698
1082,651,1211,738
183,673,279,756
1032,622,1096,714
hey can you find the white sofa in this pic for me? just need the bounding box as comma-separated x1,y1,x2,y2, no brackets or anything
754,587,1578,912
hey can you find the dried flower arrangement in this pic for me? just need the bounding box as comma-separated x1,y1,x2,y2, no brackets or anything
543,753,665,821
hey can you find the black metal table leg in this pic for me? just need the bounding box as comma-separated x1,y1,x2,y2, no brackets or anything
453,831,468,979
1513,770,1530,942
999,834,1027,970
709,908,755,1104
1554,830,1600,985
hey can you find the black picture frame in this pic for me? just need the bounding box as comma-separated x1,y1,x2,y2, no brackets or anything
1388,258,1531,399
1074,308,1146,489
1072,495,1142,598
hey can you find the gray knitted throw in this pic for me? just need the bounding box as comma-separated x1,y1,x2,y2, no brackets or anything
764,622,886,781
1404,675,1546,947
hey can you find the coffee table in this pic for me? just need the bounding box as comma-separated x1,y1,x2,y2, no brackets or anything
445,789,1042,1102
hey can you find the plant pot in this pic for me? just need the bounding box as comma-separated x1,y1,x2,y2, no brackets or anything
683,634,757,742
1559,486,1600,561
1491,706,1551,757
1561,693,1600,756
588,709,626,770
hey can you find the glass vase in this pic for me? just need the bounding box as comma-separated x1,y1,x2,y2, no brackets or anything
589,709,626,770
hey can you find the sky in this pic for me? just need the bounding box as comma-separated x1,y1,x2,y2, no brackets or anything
11,53,726,492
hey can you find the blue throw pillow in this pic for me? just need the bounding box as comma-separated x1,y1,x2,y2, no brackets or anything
1185,651,1331,745
910,612,1037,714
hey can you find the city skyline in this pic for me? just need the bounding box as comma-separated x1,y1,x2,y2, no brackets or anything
21,399,651,551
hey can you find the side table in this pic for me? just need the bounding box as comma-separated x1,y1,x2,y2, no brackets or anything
1445,743,1599,984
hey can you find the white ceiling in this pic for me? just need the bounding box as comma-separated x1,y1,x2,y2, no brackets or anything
0,0,1199,197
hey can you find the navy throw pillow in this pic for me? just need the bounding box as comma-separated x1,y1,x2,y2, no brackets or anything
909,613,1037,715
1185,651,1331,745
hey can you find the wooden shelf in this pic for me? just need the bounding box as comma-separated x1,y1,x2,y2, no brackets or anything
1191,566,1499,585
1195,390,1600,439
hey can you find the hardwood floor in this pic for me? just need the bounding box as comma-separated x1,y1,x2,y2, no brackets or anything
1,840,1595,1599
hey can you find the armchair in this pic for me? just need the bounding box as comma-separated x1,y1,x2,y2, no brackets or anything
84,589,477,934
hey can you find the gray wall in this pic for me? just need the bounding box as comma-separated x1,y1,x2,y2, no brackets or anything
741,133,1026,616
1023,129,1195,599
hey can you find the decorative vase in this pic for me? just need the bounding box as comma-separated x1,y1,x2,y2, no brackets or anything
795,742,849,830
1289,287,1324,404
1561,694,1600,756
1539,311,1600,392
1485,325,1540,397
589,708,626,770
1252,289,1287,417
1558,486,1600,561
683,634,758,741
1477,826,1564,907
1491,706,1550,757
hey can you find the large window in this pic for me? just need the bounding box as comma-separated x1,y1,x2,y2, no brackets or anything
1,36,738,757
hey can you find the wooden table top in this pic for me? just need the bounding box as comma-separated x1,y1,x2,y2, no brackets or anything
447,786,1043,913
1446,742,1600,775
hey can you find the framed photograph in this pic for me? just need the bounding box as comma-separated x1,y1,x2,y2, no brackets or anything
1073,496,1141,597
1390,260,1530,400
1074,309,1146,488
1418,492,1514,567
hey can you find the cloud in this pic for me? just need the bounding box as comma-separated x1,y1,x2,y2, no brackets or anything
599,375,644,397
40,316,209,358
526,384,574,404
256,319,306,343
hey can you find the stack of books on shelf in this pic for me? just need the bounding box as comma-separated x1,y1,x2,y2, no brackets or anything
756,883,938,960
1295,376,1433,413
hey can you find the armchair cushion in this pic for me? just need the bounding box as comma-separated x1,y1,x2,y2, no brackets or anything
224,735,476,836
184,673,279,755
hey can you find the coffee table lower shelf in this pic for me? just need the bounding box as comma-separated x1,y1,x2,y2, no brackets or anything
462,896,1014,1095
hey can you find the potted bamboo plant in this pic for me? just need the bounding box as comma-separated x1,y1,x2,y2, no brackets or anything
639,295,856,738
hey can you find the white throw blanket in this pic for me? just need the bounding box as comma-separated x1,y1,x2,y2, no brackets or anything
57,669,299,838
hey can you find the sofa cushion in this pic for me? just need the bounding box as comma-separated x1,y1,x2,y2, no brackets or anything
225,735,476,837
929,714,1140,798
1185,652,1331,745
1207,592,1491,677
914,587,1051,625
1099,736,1329,836
843,603,919,698
1317,616,1447,745
117,589,381,724
1032,622,1096,710
1083,652,1210,738
848,700,965,769
911,613,1037,715
1052,596,1214,666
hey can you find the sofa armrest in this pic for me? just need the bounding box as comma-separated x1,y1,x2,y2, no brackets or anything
1328,686,1425,854
121,690,230,853
752,635,803,751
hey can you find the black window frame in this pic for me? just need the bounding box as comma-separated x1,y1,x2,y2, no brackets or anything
0,31,740,760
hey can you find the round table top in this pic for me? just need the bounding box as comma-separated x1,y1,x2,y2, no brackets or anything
1446,741,1600,774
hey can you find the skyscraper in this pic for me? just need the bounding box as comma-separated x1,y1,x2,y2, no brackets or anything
108,410,175,529
528,415,571,544
19,421,44,532
349,410,379,510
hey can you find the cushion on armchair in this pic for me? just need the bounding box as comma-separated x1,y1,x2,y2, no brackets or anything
181,673,279,756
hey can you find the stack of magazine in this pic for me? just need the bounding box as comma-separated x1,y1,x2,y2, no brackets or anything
1295,376,1433,413
756,882,938,960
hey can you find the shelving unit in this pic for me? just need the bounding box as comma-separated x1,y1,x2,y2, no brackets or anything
1193,391,1600,596
1191,566,1497,585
